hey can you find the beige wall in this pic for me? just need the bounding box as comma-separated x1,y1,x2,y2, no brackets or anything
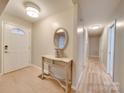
99,26,108,68
0,13,32,73
32,8,75,85
72,4,88,87
32,8,74,65
114,1,124,93
89,36,100,57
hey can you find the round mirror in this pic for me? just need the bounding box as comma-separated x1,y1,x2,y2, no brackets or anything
54,28,68,49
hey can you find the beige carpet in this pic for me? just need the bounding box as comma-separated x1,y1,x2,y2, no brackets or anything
0,66,74,93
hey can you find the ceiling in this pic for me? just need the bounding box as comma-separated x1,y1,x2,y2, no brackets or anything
4,0,73,23
2,0,121,35
79,0,121,35
79,0,120,26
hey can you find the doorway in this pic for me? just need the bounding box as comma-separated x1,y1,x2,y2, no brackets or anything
107,20,116,79
2,21,31,73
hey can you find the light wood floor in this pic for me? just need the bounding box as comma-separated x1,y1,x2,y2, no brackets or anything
0,66,73,93
76,58,119,93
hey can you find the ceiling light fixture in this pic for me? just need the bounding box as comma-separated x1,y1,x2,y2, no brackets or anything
24,2,40,18
89,24,102,30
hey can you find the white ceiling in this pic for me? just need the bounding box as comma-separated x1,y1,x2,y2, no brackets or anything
79,0,121,26
79,0,121,35
3,0,121,36
4,0,73,23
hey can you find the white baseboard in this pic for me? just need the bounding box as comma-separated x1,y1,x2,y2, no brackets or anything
30,64,41,70
75,71,83,90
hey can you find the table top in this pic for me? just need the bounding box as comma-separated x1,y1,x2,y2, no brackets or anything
42,55,72,63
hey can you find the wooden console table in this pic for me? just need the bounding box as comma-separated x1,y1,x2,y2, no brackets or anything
41,55,73,93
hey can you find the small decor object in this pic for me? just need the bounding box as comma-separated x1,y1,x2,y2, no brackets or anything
55,48,64,58
54,28,68,58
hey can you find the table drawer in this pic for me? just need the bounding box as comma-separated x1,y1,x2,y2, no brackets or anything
52,61,66,67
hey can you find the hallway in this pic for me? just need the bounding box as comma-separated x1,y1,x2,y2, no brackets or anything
76,58,119,93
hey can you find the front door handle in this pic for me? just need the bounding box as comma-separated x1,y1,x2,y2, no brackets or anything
4,45,8,50
4,45,8,53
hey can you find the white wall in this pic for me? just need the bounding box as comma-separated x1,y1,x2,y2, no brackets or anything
84,28,89,65
75,30,88,88
0,13,32,73
73,4,88,88
89,36,100,57
99,1,124,92
99,26,108,67
114,1,124,92
32,8,74,65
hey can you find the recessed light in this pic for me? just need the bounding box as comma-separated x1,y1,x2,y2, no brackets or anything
77,27,83,33
89,24,102,30
24,2,40,18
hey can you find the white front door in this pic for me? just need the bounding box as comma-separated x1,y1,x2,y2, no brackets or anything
107,21,116,78
3,22,30,73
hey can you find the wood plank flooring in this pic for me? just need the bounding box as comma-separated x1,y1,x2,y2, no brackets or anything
76,58,119,93
0,66,73,93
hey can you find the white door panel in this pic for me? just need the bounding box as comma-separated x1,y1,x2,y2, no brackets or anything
3,23,30,73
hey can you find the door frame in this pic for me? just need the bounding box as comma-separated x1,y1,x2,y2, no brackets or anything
107,20,116,80
1,21,31,74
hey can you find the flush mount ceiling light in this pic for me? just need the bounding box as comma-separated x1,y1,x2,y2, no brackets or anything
24,2,40,18
89,24,102,30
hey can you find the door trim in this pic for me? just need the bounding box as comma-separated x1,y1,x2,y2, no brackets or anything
1,20,31,74
107,20,116,80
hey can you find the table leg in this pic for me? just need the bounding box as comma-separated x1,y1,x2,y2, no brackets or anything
41,57,44,79
65,63,69,93
69,62,72,93
70,61,73,84
48,63,51,74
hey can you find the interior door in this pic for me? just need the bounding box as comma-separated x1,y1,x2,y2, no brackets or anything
107,21,116,78
3,22,30,73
